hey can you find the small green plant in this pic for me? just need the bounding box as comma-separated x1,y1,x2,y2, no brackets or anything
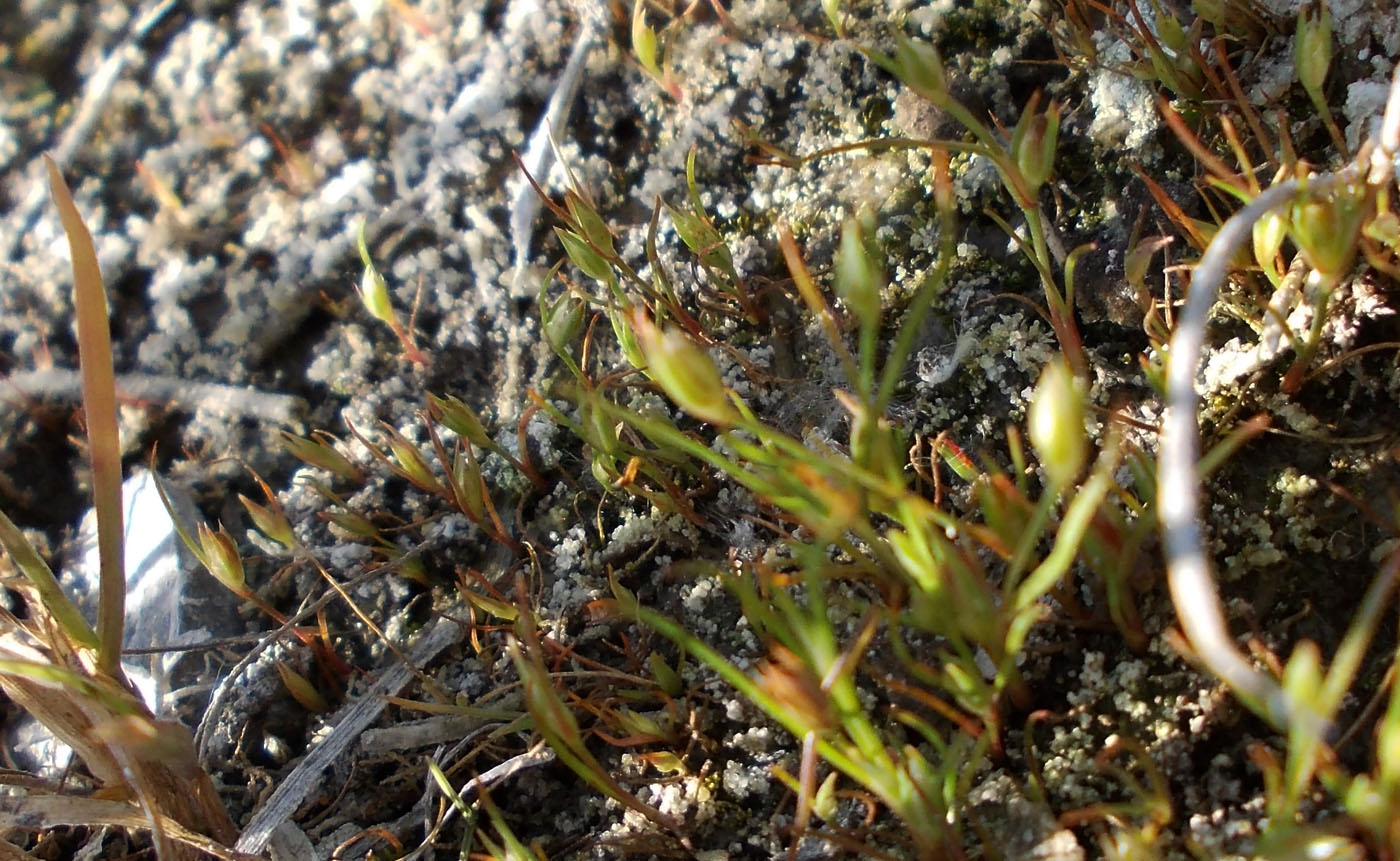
531,82,1163,850
865,32,1085,376
630,0,683,100
14,2,1396,856
508,5,1400,853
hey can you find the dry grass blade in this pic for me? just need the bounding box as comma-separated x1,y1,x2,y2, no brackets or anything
0,794,253,860
0,634,128,789
43,154,125,676
0,589,239,853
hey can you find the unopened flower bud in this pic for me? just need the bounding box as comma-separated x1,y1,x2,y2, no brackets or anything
197,523,249,598
565,191,617,258
556,228,612,282
1252,210,1288,280
239,493,295,550
429,394,493,449
632,1,660,77
1028,358,1087,490
631,309,736,427
1295,3,1332,99
355,219,395,325
892,32,947,104
276,661,330,713
834,211,883,330
542,291,585,351
1290,184,1366,277
1011,94,1060,197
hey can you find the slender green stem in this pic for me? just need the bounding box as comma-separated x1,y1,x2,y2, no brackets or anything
857,316,877,402
874,205,956,413
1014,464,1116,613
1004,490,1058,591
619,592,878,785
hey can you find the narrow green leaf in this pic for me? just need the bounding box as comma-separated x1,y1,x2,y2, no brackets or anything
0,509,99,650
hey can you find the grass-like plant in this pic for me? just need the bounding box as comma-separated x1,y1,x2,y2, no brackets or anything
512,7,1400,854
525,49,1167,848
0,157,236,859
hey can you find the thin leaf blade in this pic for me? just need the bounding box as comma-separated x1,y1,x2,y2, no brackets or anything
45,154,125,675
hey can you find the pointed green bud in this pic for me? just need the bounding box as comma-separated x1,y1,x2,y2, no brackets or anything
429,393,494,449
1282,640,1323,703
1192,0,1227,29
1028,358,1087,491
612,707,665,739
1154,5,1189,55
556,227,612,282
387,547,429,585
591,453,617,488
631,309,736,427
383,425,442,494
451,449,488,522
583,394,622,457
834,211,883,331
1295,2,1332,98
197,523,249,598
666,205,731,272
541,290,585,352
610,308,648,371
632,0,661,78
1290,183,1366,277
359,262,394,324
355,218,395,325
280,430,361,482
813,771,840,822
276,661,330,713
648,651,683,697
239,493,296,550
1011,93,1060,196
821,0,843,36
1252,209,1288,281
565,191,617,258
326,509,382,541
1124,235,1173,297
891,32,947,104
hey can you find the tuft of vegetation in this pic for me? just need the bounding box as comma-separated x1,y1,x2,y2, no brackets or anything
6,1,1400,858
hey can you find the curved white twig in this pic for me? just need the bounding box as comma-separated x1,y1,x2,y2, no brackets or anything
1159,180,1302,726
1161,65,1400,728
